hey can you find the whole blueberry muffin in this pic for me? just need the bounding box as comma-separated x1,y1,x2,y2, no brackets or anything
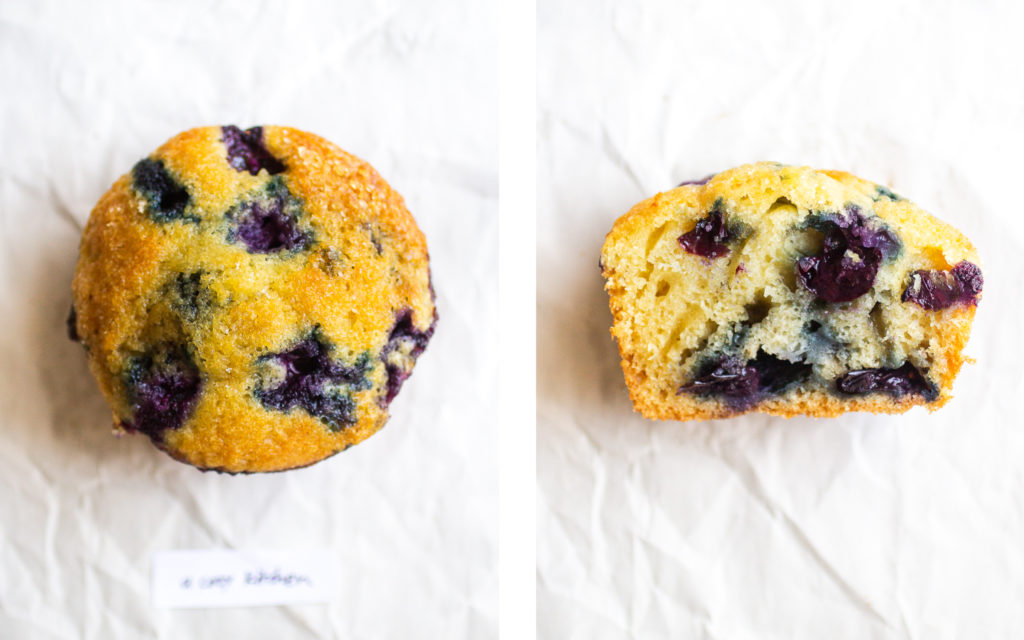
601,162,982,420
70,125,436,472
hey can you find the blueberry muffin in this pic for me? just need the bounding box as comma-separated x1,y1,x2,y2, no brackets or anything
70,125,436,472
601,162,982,420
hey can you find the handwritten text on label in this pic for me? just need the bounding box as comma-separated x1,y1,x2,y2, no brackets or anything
152,548,340,608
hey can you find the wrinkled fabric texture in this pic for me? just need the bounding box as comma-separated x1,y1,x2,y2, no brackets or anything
538,1,1024,638
0,0,497,638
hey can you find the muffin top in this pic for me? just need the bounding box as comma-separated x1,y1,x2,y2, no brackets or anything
71,125,436,472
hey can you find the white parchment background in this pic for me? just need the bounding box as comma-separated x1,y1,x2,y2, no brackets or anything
0,1,496,638
538,1,1024,638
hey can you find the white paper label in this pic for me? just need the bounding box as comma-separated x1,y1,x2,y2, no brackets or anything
152,548,340,608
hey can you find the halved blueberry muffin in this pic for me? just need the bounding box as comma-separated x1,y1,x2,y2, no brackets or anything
70,126,436,472
601,162,981,420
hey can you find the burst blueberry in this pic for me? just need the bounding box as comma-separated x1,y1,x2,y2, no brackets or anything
679,355,758,400
679,350,811,408
796,206,901,303
380,308,436,407
752,351,813,394
222,125,285,176
232,199,310,253
228,181,312,254
256,331,370,429
122,347,202,440
835,362,937,400
678,205,735,259
902,261,982,310
132,158,191,222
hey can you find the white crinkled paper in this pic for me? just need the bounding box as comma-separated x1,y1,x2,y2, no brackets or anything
0,0,496,637
538,1,1024,637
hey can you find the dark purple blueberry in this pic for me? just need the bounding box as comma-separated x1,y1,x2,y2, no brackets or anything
122,346,202,440
678,175,713,187
797,244,879,302
901,261,983,310
679,350,811,408
67,305,79,342
228,180,312,254
835,362,938,401
796,206,901,303
233,201,310,253
678,207,735,259
380,308,437,407
222,125,285,176
132,158,191,222
256,331,370,429
679,356,759,400
844,208,901,257
751,350,813,394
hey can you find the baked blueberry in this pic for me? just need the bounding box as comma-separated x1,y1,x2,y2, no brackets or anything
678,204,735,259
752,350,813,394
680,350,811,409
796,206,900,303
132,158,191,222
836,362,937,401
902,261,983,310
122,346,202,440
228,179,312,254
222,125,285,176
679,355,758,401
256,331,370,429
380,308,437,407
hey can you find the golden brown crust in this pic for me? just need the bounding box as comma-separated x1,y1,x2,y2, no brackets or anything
601,162,980,421
72,126,434,472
